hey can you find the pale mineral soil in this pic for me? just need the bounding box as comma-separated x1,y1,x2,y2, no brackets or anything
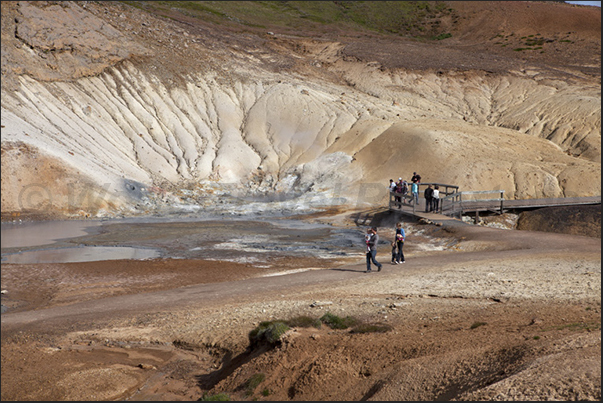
1,207,600,401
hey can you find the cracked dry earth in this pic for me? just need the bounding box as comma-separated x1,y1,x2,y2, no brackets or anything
1,209,600,401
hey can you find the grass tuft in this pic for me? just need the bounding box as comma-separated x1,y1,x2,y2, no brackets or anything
285,315,322,329
432,32,452,40
470,321,487,329
244,373,266,396
320,312,359,329
199,392,230,401
249,321,290,345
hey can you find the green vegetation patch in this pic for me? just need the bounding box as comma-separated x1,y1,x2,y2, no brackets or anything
432,32,452,40
243,373,266,396
285,315,322,329
320,312,359,329
249,321,290,346
470,321,487,329
121,1,458,39
199,392,230,401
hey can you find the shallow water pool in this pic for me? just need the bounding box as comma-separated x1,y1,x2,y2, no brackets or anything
2,245,160,264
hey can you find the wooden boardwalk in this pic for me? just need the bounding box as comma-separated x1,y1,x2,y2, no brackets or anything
389,182,601,219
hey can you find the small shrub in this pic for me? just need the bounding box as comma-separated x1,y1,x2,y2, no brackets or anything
470,321,487,329
350,323,393,334
286,315,322,329
320,312,359,329
533,336,540,340
199,392,230,401
248,373,265,388
244,373,266,396
261,388,271,396
249,321,290,345
433,32,452,40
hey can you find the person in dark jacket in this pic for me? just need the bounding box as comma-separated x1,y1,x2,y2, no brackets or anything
392,222,406,264
365,226,383,273
424,184,434,212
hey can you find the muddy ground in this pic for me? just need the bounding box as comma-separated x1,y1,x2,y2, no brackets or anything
1,207,601,401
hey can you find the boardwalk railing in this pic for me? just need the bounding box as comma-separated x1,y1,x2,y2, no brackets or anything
389,191,416,213
417,182,459,198
440,190,505,218
388,181,600,219
389,182,459,214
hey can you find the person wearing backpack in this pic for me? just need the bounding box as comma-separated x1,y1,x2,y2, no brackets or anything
411,172,421,184
392,222,406,264
365,226,383,273
394,178,403,206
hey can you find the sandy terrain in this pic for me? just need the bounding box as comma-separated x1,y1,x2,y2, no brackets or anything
1,207,600,401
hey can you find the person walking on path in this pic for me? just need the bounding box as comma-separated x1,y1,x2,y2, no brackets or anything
432,185,440,213
424,184,434,212
411,180,419,205
392,222,406,264
390,240,397,264
365,226,383,273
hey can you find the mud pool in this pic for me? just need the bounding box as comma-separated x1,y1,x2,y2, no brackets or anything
0,213,451,265
0,216,365,265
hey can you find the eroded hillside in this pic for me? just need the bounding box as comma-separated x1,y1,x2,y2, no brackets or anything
1,1,600,219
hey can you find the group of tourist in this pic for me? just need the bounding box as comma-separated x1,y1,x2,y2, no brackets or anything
364,221,406,273
371,171,446,273
389,172,442,213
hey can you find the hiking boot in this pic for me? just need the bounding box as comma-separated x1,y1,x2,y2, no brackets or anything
377,265,382,272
